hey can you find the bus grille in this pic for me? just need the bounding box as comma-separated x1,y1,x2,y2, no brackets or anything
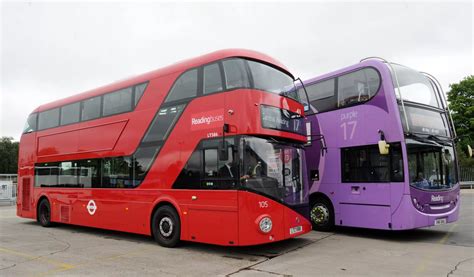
60,205,70,223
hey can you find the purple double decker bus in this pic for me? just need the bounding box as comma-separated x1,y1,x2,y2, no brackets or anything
300,57,460,231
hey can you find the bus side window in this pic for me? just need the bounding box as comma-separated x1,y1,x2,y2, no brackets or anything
58,161,79,188
338,68,380,108
173,138,237,190
77,159,101,188
134,82,148,106
132,146,160,186
102,157,133,188
222,59,250,90
174,150,202,189
165,69,198,103
38,108,60,130
81,96,101,121
203,63,224,94
103,87,133,117
35,162,60,187
60,102,80,125
203,149,219,188
305,78,337,113
342,145,389,182
390,143,404,182
23,113,38,134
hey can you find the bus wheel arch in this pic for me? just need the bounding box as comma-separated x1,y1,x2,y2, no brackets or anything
37,196,53,227
309,193,335,232
150,201,181,248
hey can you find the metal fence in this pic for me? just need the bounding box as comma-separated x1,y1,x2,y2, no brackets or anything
460,167,474,189
0,174,17,205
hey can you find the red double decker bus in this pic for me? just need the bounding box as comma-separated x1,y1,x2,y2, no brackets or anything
17,49,311,247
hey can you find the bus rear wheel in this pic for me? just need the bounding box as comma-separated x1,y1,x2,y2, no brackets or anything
152,205,180,248
310,198,334,232
37,199,53,227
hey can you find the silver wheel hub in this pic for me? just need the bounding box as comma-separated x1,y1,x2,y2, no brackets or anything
159,217,173,237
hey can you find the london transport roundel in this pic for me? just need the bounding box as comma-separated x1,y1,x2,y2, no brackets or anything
87,200,97,215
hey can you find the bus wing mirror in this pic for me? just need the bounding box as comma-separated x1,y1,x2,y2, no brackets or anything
378,140,390,155
218,141,229,161
467,145,473,158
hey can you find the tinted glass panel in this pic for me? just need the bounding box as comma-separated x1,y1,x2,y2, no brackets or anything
390,143,404,182
58,161,79,187
223,59,250,89
103,87,133,116
132,146,160,185
102,157,133,188
391,64,441,108
142,104,186,143
23,113,37,133
81,96,101,121
35,162,59,187
203,63,223,94
60,102,80,125
174,150,202,189
165,69,198,102
174,138,238,190
38,108,60,130
77,159,101,188
204,149,218,178
341,143,404,183
338,68,380,107
305,78,337,113
247,60,295,95
134,82,148,106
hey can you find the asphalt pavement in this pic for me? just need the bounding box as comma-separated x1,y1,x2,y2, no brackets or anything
0,190,472,276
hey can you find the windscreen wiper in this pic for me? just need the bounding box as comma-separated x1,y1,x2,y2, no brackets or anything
426,135,451,146
406,133,433,144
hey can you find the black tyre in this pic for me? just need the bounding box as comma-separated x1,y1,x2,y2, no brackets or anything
152,205,180,248
310,197,334,232
37,199,53,227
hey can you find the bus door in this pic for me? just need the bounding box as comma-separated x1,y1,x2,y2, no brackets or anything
185,139,239,245
338,145,392,229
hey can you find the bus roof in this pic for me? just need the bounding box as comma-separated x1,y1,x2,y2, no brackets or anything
34,49,293,112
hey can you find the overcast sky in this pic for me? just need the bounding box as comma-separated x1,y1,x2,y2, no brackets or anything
1,1,472,141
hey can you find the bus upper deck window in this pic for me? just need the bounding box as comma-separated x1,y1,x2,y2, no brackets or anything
338,68,380,107
23,113,38,133
165,69,198,103
203,63,224,94
223,59,250,90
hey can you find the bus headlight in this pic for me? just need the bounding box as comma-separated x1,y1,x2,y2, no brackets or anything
259,217,273,233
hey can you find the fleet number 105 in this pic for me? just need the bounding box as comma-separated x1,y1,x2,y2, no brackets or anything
259,201,269,208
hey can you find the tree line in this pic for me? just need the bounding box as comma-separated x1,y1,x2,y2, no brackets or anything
0,137,19,174
448,75,474,169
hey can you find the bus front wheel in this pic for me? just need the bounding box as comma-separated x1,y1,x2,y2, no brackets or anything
310,198,334,232
152,205,180,248
37,199,53,227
